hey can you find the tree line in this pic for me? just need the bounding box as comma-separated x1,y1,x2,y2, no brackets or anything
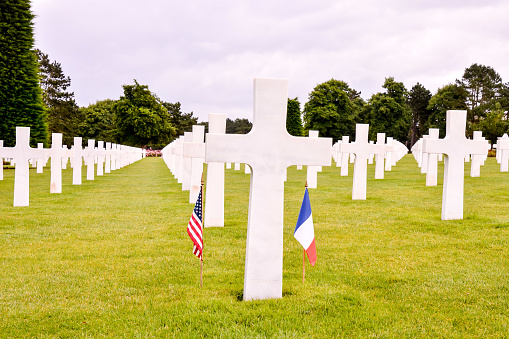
299,65,509,147
1,1,508,149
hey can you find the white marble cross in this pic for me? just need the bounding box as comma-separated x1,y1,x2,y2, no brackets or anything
420,135,430,174
470,131,487,177
422,110,489,220
71,137,83,185
110,143,117,172
498,134,509,172
96,141,106,176
306,130,322,189
340,136,350,176
339,124,386,200
83,139,96,180
425,129,440,186
204,113,227,227
48,133,67,193
205,78,332,301
182,132,193,191
36,143,46,174
104,142,112,174
384,137,394,171
184,125,205,203
1,127,47,206
374,133,386,179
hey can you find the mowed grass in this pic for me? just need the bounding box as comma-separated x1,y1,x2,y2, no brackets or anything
1,155,509,338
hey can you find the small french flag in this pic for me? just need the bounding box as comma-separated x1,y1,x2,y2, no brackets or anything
294,188,317,266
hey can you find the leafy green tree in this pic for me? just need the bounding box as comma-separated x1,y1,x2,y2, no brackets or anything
78,99,116,144
226,118,252,134
457,63,504,124
286,98,303,136
36,49,81,145
361,77,411,143
303,79,357,141
408,83,432,146
0,0,47,146
162,101,197,140
113,80,174,148
427,84,468,138
472,102,509,146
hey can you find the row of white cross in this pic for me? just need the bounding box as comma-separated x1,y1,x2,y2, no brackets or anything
409,111,491,220
0,127,144,206
160,79,496,301
495,133,509,171
162,121,410,210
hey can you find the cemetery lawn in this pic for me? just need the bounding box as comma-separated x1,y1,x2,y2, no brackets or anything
1,156,509,338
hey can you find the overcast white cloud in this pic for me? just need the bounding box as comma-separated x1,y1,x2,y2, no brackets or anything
31,0,509,121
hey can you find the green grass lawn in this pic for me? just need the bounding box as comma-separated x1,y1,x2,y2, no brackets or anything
1,155,508,338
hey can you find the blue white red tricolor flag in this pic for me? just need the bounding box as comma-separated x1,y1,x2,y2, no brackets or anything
294,188,317,266
187,187,203,261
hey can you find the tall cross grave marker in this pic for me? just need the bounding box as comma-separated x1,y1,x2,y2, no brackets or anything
422,110,488,220
205,78,332,300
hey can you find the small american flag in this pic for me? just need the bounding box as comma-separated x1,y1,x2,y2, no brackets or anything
187,187,203,261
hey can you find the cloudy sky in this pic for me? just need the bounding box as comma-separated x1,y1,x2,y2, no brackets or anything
31,0,509,122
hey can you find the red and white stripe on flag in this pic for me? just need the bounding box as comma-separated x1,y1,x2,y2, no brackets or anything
187,188,203,261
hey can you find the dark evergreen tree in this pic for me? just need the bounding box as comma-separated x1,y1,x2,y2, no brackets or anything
0,0,47,146
361,77,411,143
408,83,432,146
36,49,80,145
226,118,252,134
162,101,197,140
286,98,303,136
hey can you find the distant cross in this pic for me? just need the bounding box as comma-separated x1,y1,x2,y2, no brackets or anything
48,133,66,193
71,137,83,185
338,124,386,200
174,136,184,182
184,125,205,203
340,136,350,176
83,139,96,180
470,131,487,177
368,141,375,165
104,142,112,174
182,132,193,191
114,144,122,170
1,127,47,206
96,141,106,176
420,135,430,174
306,130,322,189
384,137,394,171
423,110,488,220
498,134,509,172
204,113,227,227
205,78,332,300
374,133,386,179
36,143,46,174
425,129,440,186
109,143,117,172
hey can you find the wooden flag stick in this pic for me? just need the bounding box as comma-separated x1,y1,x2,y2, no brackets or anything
303,181,308,283
200,173,204,288
303,249,306,283
200,260,203,288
